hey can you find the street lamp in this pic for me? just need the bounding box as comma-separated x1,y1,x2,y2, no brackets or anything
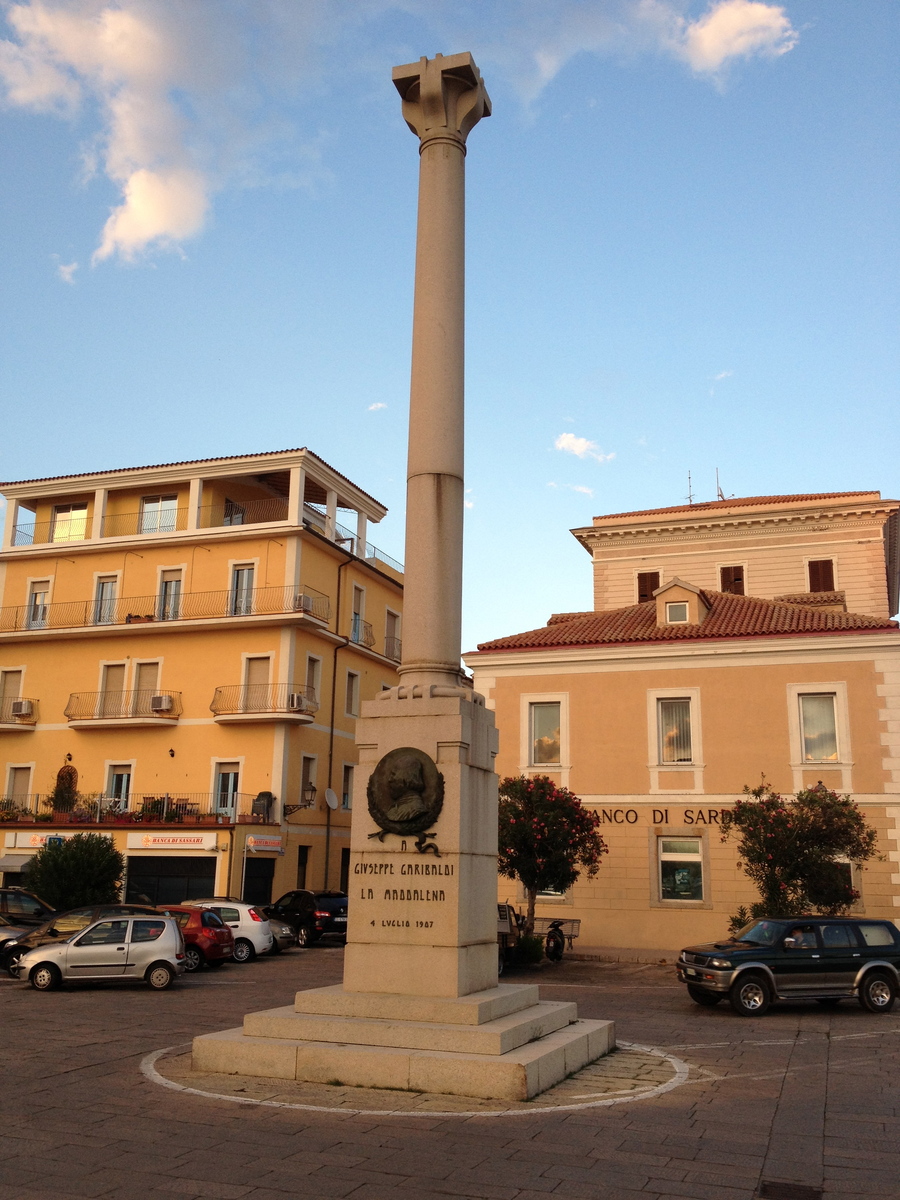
303,782,317,808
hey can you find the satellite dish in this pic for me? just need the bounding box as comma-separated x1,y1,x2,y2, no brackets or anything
325,788,339,810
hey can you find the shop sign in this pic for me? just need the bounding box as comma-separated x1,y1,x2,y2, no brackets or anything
15,830,79,848
246,835,282,852
126,832,218,850
596,807,728,825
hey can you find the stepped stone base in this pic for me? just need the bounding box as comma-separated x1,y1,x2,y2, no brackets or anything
192,983,616,1102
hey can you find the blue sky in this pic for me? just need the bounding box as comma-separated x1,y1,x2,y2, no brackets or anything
1,1,897,647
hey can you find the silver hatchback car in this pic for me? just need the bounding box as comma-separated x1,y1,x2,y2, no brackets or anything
13,915,186,991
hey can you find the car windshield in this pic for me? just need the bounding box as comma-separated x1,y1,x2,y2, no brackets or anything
732,920,784,946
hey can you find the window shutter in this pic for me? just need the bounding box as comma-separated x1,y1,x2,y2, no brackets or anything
808,559,835,592
720,566,744,595
637,572,660,603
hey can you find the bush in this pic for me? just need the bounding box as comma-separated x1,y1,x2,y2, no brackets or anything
513,934,546,965
24,833,125,910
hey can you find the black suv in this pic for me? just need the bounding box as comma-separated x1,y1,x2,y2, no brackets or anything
677,916,900,1016
1,903,160,975
0,888,54,927
264,890,348,946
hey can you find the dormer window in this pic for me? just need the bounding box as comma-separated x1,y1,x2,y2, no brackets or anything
665,602,689,624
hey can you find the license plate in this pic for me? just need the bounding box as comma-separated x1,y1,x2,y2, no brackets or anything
684,967,698,977
334,916,347,923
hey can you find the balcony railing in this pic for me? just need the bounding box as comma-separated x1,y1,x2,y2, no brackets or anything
350,616,376,648
210,683,318,717
304,506,403,573
100,508,189,537
0,583,331,633
13,516,89,546
198,498,289,528
384,636,402,663
0,696,39,724
0,791,272,823
64,690,183,721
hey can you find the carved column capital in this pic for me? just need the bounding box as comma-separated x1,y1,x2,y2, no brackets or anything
392,52,491,152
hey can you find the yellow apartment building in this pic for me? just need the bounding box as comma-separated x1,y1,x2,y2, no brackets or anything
0,448,403,905
466,492,900,953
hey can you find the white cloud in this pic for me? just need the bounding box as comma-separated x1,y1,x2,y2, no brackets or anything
555,433,615,463
571,484,594,496
713,369,734,381
367,402,388,411
464,499,474,509
0,1,798,261
56,259,78,283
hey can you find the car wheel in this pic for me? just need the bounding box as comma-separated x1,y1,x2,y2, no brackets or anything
498,946,505,976
146,962,175,990
296,925,312,948
687,984,723,1006
268,939,282,955
30,962,61,992
232,938,255,963
859,971,896,1014
729,971,771,1017
6,948,25,978
183,946,203,972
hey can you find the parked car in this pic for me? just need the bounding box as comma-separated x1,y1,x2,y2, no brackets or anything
0,888,55,927
311,891,348,942
263,890,318,945
156,905,234,971
676,916,900,1016
266,916,297,954
181,899,273,962
0,912,30,949
11,915,186,991
1,903,160,976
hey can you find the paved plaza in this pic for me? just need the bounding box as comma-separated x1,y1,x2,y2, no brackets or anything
1,947,898,1200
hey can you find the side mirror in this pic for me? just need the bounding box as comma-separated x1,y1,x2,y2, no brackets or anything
783,937,797,948
47,928,59,937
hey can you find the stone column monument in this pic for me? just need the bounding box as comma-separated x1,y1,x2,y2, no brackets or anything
193,54,614,1101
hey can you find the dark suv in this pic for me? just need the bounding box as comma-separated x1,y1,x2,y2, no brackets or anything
264,890,348,946
0,888,54,927
677,917,900,1016
1,903,160,975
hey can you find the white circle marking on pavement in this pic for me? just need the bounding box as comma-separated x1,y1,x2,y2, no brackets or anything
140,1040,691,1119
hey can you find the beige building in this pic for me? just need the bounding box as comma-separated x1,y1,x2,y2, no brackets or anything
466,492,900,953
0,448,403,905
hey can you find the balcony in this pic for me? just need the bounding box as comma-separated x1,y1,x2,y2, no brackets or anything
0,696,39,730
210,683,319,724
0,584,331,635
100,508,189,538
0,791,275,824
64,690,183,728
384,636,402,663
350,616,376,648
304,506,404,574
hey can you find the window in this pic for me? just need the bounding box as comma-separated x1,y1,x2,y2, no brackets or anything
665,602,689,624
131,920,165,942
158,570,182,620
799,694,838,762
243,656,270,710
100,663,126,718
858,923,896,948
139,495,178,534
808,559,835,592
820,923,854,949
658,698,692,763
305,656,321,706
1,671,23,722
296,846,309,889
133,662,159,715
223,499,245,526
51,503,87,542
77,920,128,946
94,576,117,625
27,581,49,629
108,765,132,803
230,565,254,616
341,764,354,811
385,610,401,661
345,671,360,717
637,571,660,604
351,586,365,643
658,837,703,900
215,763,240,813
720,565,744,595
530,702,561,765
7,766,32,800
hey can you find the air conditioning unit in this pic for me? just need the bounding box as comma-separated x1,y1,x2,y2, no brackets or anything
288,692,309,712
150,694,173,713
10,699,33,717
293,594,314,614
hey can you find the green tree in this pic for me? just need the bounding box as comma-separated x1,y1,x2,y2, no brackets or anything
721,781,878,919
498,775,607,934
24,833,125,910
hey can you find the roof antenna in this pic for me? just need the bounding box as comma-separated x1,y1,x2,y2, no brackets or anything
716,468,734,502
686,471,695,505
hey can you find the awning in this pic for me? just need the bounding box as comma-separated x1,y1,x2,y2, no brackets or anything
0,854,30,872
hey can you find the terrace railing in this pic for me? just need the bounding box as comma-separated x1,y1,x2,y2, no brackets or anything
210,683,319,717
64,690,184,721
0,696,39,724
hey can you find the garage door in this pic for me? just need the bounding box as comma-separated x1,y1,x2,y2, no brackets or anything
126,856,217,905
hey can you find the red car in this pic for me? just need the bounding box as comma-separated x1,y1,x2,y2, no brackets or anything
157,905,234,971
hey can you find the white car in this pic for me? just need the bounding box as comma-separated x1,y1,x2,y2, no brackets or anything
181,898,273,962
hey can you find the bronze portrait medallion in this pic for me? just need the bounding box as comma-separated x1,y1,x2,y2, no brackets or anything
367,746,444,838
